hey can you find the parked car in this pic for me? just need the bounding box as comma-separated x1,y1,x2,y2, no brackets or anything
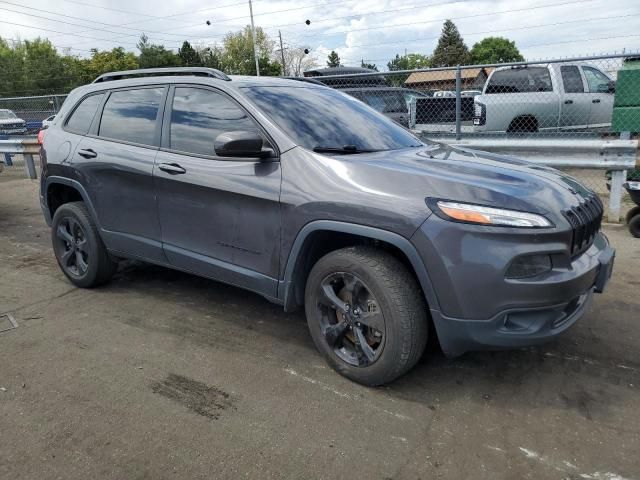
40,67,614,386
42,115,56,129
0,109,27,135
474,63,615,132
340,87,411,127
461,90,481,97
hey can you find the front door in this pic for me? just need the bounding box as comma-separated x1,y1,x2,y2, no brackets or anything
154,86,282,298
582,66,615,127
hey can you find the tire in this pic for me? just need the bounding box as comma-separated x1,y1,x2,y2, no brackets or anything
629,214,640,238
625,206,640,226
304,246,428,386
51,201,117,288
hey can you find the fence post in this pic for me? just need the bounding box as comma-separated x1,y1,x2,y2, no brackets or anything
608,169,624,223
23,154,37,180
409,98,417,129
455,65,462,140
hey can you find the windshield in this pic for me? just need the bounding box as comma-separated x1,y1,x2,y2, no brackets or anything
241,86,422,152
0,111,17,120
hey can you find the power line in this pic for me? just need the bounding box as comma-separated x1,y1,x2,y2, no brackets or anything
345,33,640,64
0,1,194,39
343,12,640,49
290,0,598,40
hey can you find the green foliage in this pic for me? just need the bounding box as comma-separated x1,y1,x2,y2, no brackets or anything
137,34,181,68
0,26,287,96
89,47,138,77
219,26,281,76
361,61,378,71
178,41,203,67
387,53,430,71
326,51,340,68
470,37,524,64
431,20,470,67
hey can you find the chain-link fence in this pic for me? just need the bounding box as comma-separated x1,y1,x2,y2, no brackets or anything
304,53,640,211
0,94,67,134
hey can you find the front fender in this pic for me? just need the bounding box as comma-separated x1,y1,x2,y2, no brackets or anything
278,220,441,313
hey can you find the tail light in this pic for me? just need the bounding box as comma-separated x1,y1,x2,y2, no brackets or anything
37,129,46,145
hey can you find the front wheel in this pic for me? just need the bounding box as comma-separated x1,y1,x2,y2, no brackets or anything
304,246,428,386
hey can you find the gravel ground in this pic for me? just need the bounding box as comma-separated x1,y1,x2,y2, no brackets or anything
1,170,639,480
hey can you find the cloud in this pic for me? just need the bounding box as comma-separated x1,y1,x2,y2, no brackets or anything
0,0,637,69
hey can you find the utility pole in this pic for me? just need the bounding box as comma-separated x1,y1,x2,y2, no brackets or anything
278,30,286,76
248,0,260,76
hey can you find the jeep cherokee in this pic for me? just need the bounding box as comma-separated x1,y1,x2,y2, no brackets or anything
40,67,615,386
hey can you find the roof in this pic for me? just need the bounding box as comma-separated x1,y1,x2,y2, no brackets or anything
303,66,377,77
404,67,494,85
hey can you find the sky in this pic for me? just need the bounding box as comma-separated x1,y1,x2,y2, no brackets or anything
0,0,638,70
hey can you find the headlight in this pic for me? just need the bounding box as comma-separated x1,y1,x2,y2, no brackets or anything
433,200,553,228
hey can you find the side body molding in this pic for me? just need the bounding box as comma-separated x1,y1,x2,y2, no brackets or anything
278,220,441,312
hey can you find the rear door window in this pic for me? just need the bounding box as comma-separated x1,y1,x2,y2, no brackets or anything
98,88,163,146
486,67,553,93
65,93,105,134
168,87,263,157
361,91,406,113
560,66,585,93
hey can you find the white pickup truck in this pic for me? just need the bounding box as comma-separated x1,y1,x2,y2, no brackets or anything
473,63,615,132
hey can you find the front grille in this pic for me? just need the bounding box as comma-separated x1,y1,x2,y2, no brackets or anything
562,194,603,257
0,122,23,130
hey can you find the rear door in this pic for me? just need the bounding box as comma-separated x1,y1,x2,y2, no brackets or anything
154,85,282,298
72,86,166,262
582,66,614,127
558,65,590,128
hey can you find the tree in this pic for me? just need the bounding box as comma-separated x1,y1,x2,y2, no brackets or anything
326,50,340,67
220,26,281,76
198,45,224,70
361,60,378,71
283,47,318,76
431,20,469,67
178,41,203,66
387,53,430,71
137,34,181,68
88,47,138,77
470,37,524,64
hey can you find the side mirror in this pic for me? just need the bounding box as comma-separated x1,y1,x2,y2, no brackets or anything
597,80,615,94
214,131,272,159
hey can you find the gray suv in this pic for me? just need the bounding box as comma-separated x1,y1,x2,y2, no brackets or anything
40,68,615,386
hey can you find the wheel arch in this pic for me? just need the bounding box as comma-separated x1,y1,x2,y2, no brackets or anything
507,114,539,132
44,176,101,229
279,221,440,313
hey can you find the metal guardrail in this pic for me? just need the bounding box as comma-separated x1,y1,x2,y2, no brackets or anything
0,136,39,180
416,134,638,222
2,134,637,222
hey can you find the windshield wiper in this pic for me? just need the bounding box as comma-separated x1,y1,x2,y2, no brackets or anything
312,145,383,154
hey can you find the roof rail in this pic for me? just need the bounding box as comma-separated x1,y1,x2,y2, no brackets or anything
93,67,231,83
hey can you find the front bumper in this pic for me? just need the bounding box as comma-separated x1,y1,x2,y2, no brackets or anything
412,216,614,357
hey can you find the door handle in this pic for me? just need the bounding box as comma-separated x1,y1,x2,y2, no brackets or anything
564,99,573,105
77,148,97,159
592,99,601,103
158,163,186,175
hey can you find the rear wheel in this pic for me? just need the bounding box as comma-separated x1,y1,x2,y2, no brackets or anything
629,214,640,238
625,206,640,225
304,246,428,386
51,202,117,288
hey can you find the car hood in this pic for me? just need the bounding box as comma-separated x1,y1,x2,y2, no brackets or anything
0,118,26,125
336,143,595,219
